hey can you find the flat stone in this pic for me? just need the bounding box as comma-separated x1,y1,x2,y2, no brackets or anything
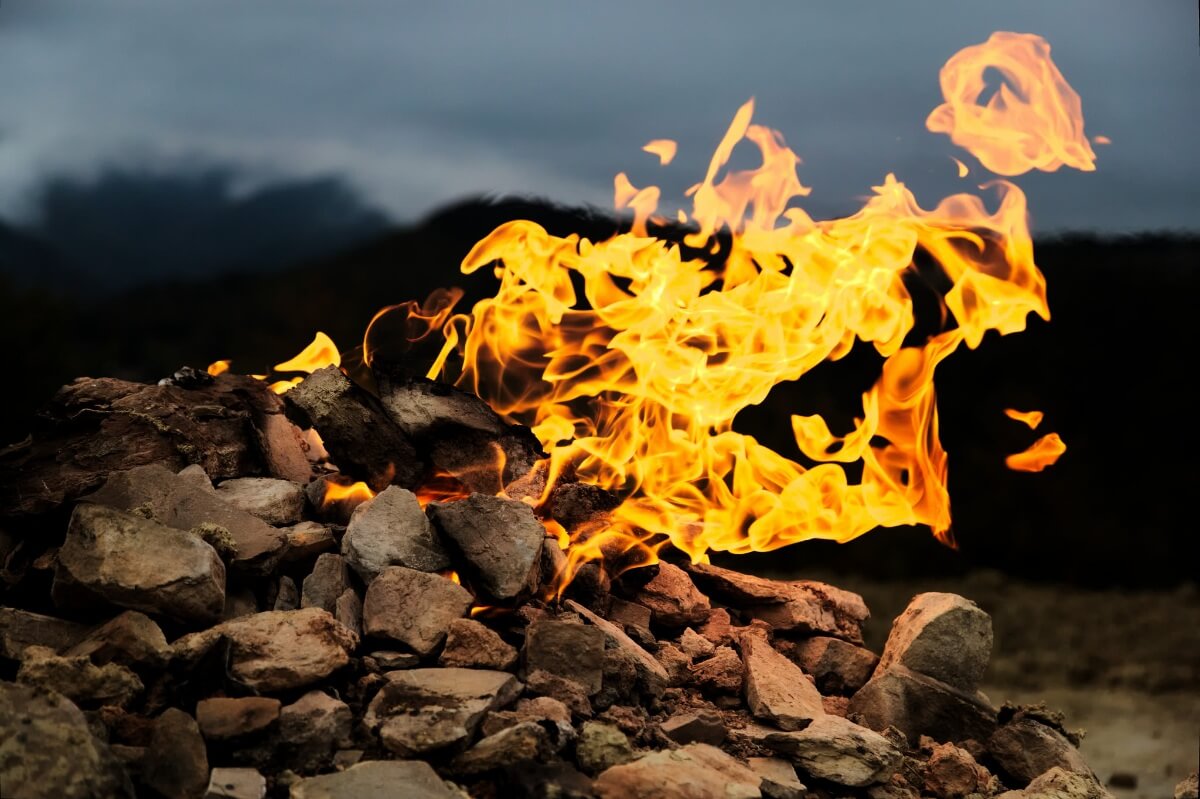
289,760,461,799
215,608,358,693
749,757,806,799
576,721,636,775
215,477,306,525
686,563,869,643
0,608,89,659
679,627,716,659
301,553,350,613
364,667,521,756
848,664,997,746
524,618,606,693
428,493,545,600
362,566,471,655
283,522,337,562
690,645,744,694
54,503,226,624
0,681,135,799
606,597,653,637
452,721,552,774
876,593,992,692
17,648,143,708
988,718,1095,786
273,576,299,611
142,708,209,799
196,697,281,740
341,486,449,582
67,610,169,668
763,715,901,787
369,650,419,670
278,691,352,768
204,767,266,799
632,562,711,626
778,635,879,695
566,599,668,696
440,618,519,670
334,588,362,638
85,463,287,573
741,630,825,730
594,743,762,799
661,711,726,745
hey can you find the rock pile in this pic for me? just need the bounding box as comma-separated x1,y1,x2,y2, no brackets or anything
0,371,1123,798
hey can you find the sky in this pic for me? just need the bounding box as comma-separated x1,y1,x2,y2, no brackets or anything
0,1,1197,235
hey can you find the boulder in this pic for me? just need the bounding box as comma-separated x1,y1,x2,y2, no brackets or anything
876,593,992,692
740,630,825,730
341,486,449,582
988,718,1095,786
214,608,357,693
848,665,996,746
440,618,519,670
362,566,472,656
524,619,606,694
632,563,710,626
594,743,762,799
215,477,306,525
289,760,461,799
922,741,996,799
762,715,901,787
428,493,546,600
142,708,209,799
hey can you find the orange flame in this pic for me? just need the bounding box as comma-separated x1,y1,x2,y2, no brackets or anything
275,331,341,374
951,157,970,178
643,139,678,166
926,32,1096,176
1005,432,1066,472
320,478,375,507
1092,135,1111,146
207,359,231,377
1004,408,1044,429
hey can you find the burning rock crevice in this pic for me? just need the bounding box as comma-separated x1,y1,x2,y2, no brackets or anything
0,370,1131,799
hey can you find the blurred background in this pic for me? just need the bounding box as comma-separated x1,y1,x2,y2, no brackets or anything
0,3,1197,790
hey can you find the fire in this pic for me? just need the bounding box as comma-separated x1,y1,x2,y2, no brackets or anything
1003,408,1044,430
1005,433,1066,473
206,359,231,377
320,478,375,507
642,139,677,166
926,31,1096,176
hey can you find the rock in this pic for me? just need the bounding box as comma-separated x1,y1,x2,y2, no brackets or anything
301,553,350,613
196,697,281,740
988,718,1094,786
686,563,869,643
0,608,89,659
334,588,362,638
822,695,851,716
17,647,143,707
283,522,337,562
778,635,879,695
364,667,521,756
763,715,901,787
546,481,623,531
1176,773,1199,799
513,763,597,799
606,597,654,637
748,757,806,799
0,682,135,799
362,566,471,655
526,669,594,718
440,618,519,670
876,593,992,692
428,493,545,600
142,708,209,799
922,741,996,799
524,618,606,693
215,608,358,693
64,610,169,668
697,608,734,647
204,768,266,799
278,691,352,767
85,463,287,572
481,696,573,739
632,562,710,626
273,576,300,611
594,743,762,799
849,665,996,746
655,642,693,687
341,486,449,582
661,710,726,745
690,645,744,694
369,650,420,670
223,585,259,620
54,503,226,624
996,766,1112,799
679,627,716,659
289,760,461,799
741,630,825,730
215,477,306,525
178,463,215,491
576,721,636,775
452,721,553,774
566,600,669,696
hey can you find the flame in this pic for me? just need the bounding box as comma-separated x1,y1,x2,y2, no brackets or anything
1005,432,1066,472
1092,135,1111,145
951,157,970,178
320,478,375,507
207,359,231,376
275,331,341,373
926,31,1096,176
1004,408,1044,429
643,139,678,166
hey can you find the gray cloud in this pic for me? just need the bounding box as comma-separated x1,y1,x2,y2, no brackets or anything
0,0,1196,233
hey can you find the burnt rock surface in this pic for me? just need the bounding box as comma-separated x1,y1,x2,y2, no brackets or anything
0,372,1115,799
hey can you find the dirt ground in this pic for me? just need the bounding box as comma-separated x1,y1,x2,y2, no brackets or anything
795,570,1200,799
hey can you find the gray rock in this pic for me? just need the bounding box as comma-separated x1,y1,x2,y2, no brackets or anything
215,477,306,525
289,760,461,799
848,664,997,746
524,619,606,693
178,464,215,492
274,576,300,611
17,647,143,708
440,618,519,670
362,566,471,655
278,690,352,768
749,757,806,799
0,682,135,799
54,503,226,624
566,600,669,696
741,629,825,730
282,522,337,562
593,743,762,799
989,718,1095,786
452,721,552,774
334,588,362,638
204,768,267,799
778,635,879,695
763,715,901,787
66,610,168,668
876,593,992,692
660,711,726,745
576,721,636,775
0,608,89,660
632,563,711,626
364,667,521,756
428,493,545,600
301,553,350,613
679,627,716,659
142,708,209,799
214,608,358,693
85,463,288,572
196,697,281,740
342,486,450,582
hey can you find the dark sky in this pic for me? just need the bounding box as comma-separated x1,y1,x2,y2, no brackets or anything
0,1,1197,234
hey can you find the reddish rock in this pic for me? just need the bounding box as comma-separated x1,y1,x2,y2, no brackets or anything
632,562,711,627
594,743,761,799
922,741,996,799
65,610,169,668
876,593,992,692
362,565,471,656
440,618,519,670
780,635,879,695
988,718,1095,786
481,696,573,737
749,757,806,799
679,627,716,659
741,630,825,730
526,669,594,718
697,608,734,647
690,645,744,694
655,642,693,687
606,597,653,636
848,665,996,746
195,696,281,740
661,710,726,745
142,708,209,799
566,600,668,697
452,721,553,775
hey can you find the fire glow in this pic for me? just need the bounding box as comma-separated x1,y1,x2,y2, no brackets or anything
213,31,1084,586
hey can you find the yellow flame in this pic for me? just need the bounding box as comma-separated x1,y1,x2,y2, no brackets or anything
274,331,341,373
320,479,375,507
643,139,678,166
951,157,970,178
1005,432,1066,472
207,359,231,376
1003,408,1043,429
926,31,1096,176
